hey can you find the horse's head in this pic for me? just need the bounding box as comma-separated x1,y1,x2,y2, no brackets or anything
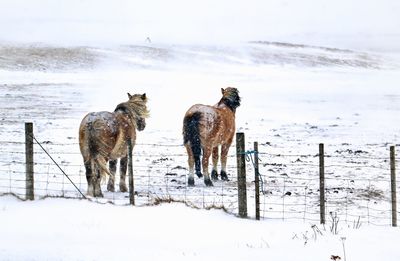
127,92,149,131
136,117,146,131
220,87,241,112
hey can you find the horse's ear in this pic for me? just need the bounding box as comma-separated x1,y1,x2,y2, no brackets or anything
127,93,132,99
141,93,146,101
221,88,225,94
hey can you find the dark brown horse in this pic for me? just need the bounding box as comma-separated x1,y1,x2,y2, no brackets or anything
79,93,149,197
183,87,241,186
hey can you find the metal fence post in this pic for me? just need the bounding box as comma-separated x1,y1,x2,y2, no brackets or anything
254,142,260,220
25,122,34,200
319,143,325,224
236,132,247,218
128,139,135,206
390,146,397,227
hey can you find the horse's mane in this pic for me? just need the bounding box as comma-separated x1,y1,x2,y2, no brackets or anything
218,87,241,112
114,94,150,123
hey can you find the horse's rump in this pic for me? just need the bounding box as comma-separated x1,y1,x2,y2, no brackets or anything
79,112,118,158
183,111,203,175
183,111,202,151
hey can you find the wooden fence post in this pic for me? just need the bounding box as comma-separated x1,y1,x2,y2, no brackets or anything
236,132,247,218
390,146,397,227
25,122,34,200
128,139,135,206
254,142,260,220
319,143,325,224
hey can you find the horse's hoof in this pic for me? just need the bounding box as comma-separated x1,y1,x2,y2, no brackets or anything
221,171,229,181
196,171,203,178
87,187,94,197
107,184,115,192
211,170,218,180
188,177,195,186
204,178,213,187
120,184,128,193
94,192,104,198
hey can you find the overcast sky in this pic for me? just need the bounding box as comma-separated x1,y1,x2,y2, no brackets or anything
0,0,399,49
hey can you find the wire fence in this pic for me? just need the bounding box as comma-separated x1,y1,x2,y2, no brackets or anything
0,138,240,214
0,132,398,227
256,148,397,227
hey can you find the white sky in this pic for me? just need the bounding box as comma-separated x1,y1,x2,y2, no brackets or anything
0,0,399,49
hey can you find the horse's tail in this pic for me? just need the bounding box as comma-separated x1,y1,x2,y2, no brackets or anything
87,122,110,182
183,112,202,176
92,156,110,183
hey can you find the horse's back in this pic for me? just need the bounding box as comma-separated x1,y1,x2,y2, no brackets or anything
186,103,214,117
80,111,116,126
184,104,234,145
79,111,117,138
79,111,119,160
184,104,218,130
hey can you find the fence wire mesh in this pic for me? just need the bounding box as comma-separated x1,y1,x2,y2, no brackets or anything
0,136,398,226
257,147,396,226
0,139,241,214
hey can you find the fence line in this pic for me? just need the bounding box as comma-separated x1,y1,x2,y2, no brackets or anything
0,125,398,227
252,142,397,227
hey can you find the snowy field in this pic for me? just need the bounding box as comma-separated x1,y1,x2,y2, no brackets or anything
1,40,399,222
1,195,400,261
0,0,400,260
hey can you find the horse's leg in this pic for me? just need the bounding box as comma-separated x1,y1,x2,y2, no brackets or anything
107,159,117,192
93,165,104,197
220,143,231,181
119,156,128,192
211,146,219,181
202,146,213,186
185,144,195,186
84,161,94,197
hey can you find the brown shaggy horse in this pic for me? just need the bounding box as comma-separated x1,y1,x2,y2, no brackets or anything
183,87,241,186
79,93,149,197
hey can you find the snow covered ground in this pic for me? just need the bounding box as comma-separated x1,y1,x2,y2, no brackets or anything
0,0,400,260
1,41,399,222
1,195,400,261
